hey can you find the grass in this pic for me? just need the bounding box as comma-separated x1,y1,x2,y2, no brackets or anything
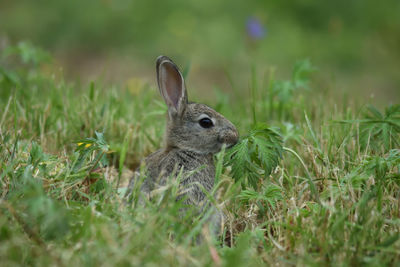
1,43,400,266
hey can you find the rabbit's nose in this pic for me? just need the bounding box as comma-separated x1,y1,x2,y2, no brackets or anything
219,127,239,147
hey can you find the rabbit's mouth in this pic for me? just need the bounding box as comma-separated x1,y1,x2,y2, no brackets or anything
217,140,238,151
218,132,239,149
225,142,237,149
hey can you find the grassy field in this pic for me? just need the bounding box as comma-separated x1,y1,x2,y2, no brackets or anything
1,41,400,266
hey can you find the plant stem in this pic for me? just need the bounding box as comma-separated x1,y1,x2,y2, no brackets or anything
283,146,321,204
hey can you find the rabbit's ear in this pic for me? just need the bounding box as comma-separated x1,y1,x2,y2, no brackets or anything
156,56,188,118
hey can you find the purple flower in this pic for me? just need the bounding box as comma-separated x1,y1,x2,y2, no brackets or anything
246,17,266,40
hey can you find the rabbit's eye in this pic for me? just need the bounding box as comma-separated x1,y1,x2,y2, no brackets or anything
199,118,214,128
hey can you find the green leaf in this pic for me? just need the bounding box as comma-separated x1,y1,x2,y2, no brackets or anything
238,183,283,208
4,42,51,66
338,104,400,152
225,124,283,189
226,138,251,181
378,234,400,248
292,59,317,90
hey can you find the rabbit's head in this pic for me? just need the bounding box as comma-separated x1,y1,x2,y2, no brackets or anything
156,56,239,154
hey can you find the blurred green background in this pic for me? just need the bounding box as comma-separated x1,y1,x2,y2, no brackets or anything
1,0,399,104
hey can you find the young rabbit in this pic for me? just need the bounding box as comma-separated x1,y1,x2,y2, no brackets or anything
126,56,238,225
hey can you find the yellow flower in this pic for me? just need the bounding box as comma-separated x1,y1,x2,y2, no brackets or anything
77,142,92,148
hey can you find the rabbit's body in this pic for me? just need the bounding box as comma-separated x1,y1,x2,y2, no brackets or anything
141,148,215,205
126,56,238,222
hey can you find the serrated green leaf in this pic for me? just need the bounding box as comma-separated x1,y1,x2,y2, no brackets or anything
226,138,251,181
238,183,283,209
340,104,400,152
225,125,283,189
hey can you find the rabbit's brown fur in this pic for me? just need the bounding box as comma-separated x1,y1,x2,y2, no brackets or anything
126,56,238,211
